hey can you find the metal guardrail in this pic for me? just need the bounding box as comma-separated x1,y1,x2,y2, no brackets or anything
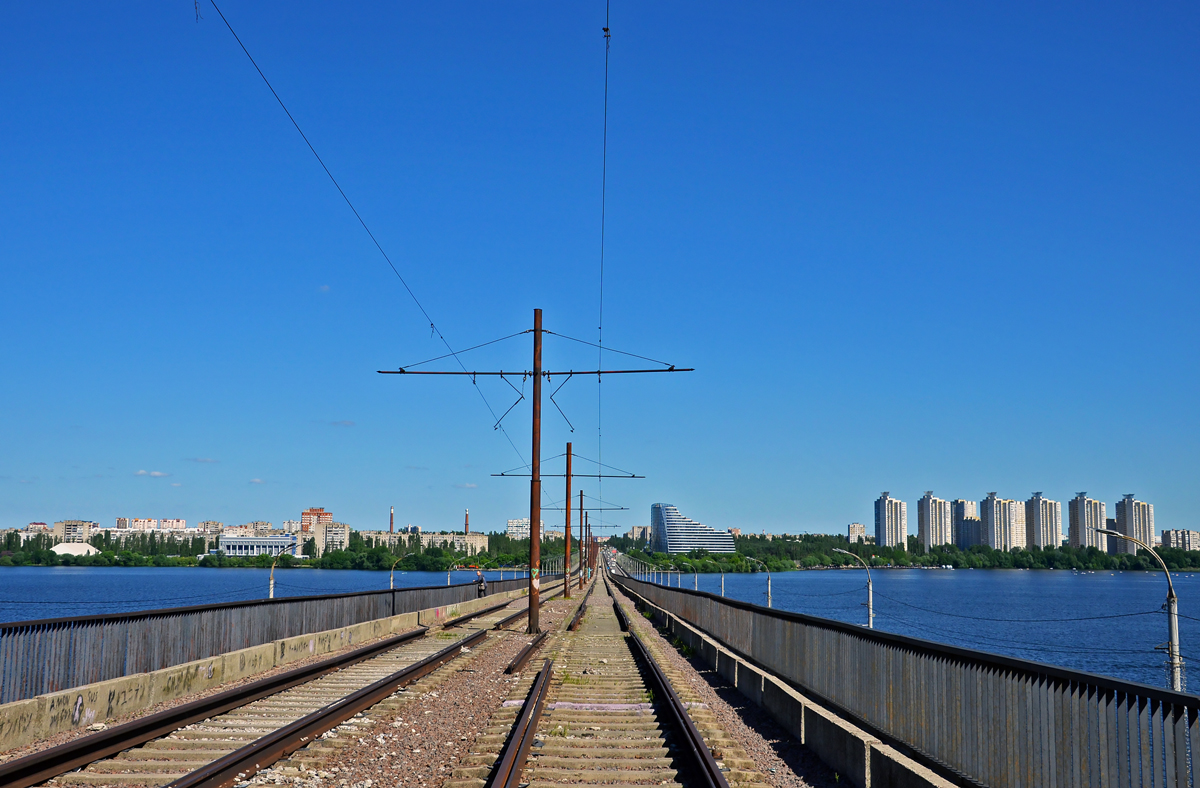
612,574,1200,788
0,577,533,705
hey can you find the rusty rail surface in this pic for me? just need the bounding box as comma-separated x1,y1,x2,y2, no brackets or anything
612,569,1200,788
167,627,489,788
485,658,555,788
0,627,429,788
608,578,731,788
0,577,535,704
566,581,595,631
505,632,549,675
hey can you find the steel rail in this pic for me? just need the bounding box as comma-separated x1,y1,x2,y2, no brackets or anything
484,659,555,788
0,627,429,788
491,585,566,630
505,632,549,675
443,599,515,628
166,627,489,788
607,577,730,788
566,581,596,631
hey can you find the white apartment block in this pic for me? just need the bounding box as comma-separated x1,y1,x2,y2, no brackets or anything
281,520,302,534
847,522,867,544
115,518,131,529
917,492,952,551
1068,493,1107,550
1163,530,1200,551
506,518,544,540
131,518,158,531
53,520,95,543
198,521,224,535
1025,493,1062,549
1114,495,1154,555
874,492,907,549
981,493,1026,552
420,531,489,555
159,519,187,531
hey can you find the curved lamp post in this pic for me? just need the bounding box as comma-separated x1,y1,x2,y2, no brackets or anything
745,557,772,608
832,548,874,629
390,556,404,590
269,542,300,599
1096,527,1184,691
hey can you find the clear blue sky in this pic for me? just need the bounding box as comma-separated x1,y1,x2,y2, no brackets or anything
2,2,1198,537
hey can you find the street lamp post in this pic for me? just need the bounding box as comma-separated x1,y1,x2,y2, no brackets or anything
390,556,404,590
746,558,772,608
269,543,300,599
1097,528,1184,691
832,548,873,629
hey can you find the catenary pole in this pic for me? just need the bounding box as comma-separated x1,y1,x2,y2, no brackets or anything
564,442,573,599
528,310,543,633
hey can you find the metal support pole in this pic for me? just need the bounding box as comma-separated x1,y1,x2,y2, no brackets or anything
721,572,725,597
564,442,572,598
833,548,873,628
528,309,543,633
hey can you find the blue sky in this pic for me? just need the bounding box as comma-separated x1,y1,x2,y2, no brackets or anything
2,2,1198,537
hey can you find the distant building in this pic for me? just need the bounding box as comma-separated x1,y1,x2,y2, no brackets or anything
245,521,273,534
218,534,297,559
1025,493,1062,549
1068,493,1107,550
874,492,907,549
159,519,187,531
280,520,302,534
951,500,983,549
310,522,350,556
1163,530,1200,551
198,521,224,535
26,522,49,533
627,525,651,541
506,518,543,540
420,531,489,555
728,528,742,537
132,518,158,531
917,493,952,551
301,508,333,533
53,520,95,543
847,522,867,544
981,493,1025,552
649,504,736,554
115,518,131,530
1114,495,1154,555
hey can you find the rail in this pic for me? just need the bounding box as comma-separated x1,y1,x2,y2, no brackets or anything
0,577,535,704
485,659,555,788
611,572,1200,788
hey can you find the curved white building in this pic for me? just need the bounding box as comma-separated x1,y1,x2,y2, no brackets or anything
650,504,736,554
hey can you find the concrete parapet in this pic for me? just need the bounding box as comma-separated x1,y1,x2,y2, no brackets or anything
149,657,224,706
0,697,43,751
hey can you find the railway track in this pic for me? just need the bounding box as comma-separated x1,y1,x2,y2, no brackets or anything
451,576,770,788
1,583,568,788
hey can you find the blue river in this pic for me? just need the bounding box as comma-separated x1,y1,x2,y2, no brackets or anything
1,566,1196,690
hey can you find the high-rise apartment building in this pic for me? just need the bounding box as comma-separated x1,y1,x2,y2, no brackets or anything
115,518,131,530
874,493,907,550
917,492,952,551
505,518,543,540
132,518,158,531
1114,495,1154,555
951,500,983,549
53,520,95,543
198,521,223,535
159,519,187,531
847,522,867,544
980,493,1025,552
1025,493,1062,549
649,504,736,554
1163,530,1200,551
1068,493,1107,549
300,508,333,533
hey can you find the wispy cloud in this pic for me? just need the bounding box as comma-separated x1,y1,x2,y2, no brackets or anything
170,482,182,487
249,478,265,484
454,482,478,489
186,457,219,464
135,470,172,478
330,420,355,427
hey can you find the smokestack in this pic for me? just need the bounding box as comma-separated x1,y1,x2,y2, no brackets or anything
465,509,470,535
390,506,394,535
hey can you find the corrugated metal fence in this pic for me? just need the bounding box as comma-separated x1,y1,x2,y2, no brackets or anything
0,577,531,705
613,574,1200,788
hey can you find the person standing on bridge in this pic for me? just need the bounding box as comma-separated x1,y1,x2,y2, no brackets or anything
476,570,487,598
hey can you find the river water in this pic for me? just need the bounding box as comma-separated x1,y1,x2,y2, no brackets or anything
666,567,1200,690
2,566,1196,690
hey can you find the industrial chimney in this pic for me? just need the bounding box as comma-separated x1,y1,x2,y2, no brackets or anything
464,509,470,535
390,506,394,535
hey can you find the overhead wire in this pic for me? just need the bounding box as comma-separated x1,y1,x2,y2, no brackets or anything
597,0,612,535
205,0,529,468
871,590,1162,624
